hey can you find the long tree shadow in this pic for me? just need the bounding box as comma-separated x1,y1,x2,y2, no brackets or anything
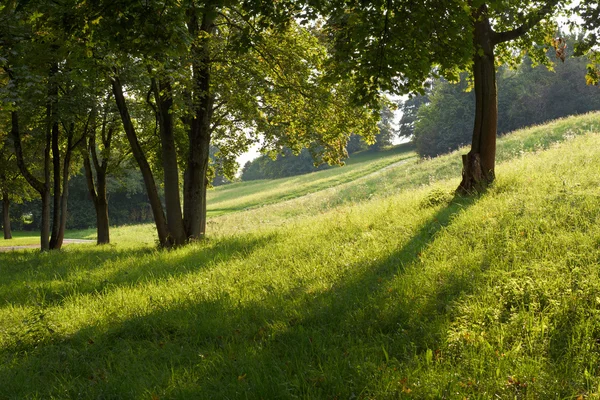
0,194,490,398
0,233,277,308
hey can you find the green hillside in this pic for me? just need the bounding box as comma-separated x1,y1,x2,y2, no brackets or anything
206,143,416,216
0,113,599,398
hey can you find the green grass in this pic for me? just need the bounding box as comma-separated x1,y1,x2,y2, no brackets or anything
206,142,416,216
0,229,96,248
0,113,599,398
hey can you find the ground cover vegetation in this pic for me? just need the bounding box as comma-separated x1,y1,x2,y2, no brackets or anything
0,114,599,398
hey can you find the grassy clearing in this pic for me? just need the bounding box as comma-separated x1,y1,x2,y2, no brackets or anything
0,114,599,398
206,142,416,216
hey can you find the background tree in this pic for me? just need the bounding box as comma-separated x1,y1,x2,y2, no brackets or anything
411,51,600,158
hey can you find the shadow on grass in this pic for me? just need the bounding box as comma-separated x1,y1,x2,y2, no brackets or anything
0,195,489,399
0,234,276,308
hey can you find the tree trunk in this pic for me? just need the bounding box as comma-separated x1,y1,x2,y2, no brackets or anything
458,7,498,193
151,76,187,245
111,73,170,247
54,131,75,249
48,60,62,249
96,196,110,245
40,190,51,251
2,191,11,240
10,110,52,251
83,147,110,245
49,120,63,249
184,7,215,240
184,120,211,239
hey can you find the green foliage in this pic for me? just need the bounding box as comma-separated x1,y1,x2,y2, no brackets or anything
0,114,599,398
574,0,600,85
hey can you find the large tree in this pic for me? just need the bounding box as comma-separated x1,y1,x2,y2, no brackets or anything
310,0,567,192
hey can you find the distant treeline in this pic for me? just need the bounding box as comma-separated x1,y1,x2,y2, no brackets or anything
241,106,396,181
400,54,600,158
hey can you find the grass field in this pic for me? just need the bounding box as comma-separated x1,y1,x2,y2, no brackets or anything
0,113,599,398
205,142,416,216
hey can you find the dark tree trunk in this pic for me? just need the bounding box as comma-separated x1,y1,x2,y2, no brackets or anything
2,191,11,240
10,110,52,251
458,7,497,193
457,2,558,193
184,120,211,239
111,73,170,247
96,196,110,244
49,119,62,249
54,129,76,249
48,61,62,249
184,7,215,240
151,76,187,245
83,147,110,245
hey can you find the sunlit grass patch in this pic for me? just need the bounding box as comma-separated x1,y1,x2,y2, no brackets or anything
0,114,599,398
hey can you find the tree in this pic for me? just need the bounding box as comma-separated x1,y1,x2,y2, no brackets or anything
398,94,430,139
370,104,395,151
81,92,130,245
0,127,33,239
309,0,566,192
84,1,376,247
1,0,91,250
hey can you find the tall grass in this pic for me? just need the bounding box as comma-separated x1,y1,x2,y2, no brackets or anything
0,114,599,398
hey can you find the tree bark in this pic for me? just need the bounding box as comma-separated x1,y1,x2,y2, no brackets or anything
2,191,11,240
111,73,171,247
458,6,497,193
151,76,187,245
54,127,76,249
10,110,52,251
184,7,215,240
49,119,62,249
82,147,110,245
49,62,62,249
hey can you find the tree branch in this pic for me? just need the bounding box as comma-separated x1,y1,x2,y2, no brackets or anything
491,0,561,45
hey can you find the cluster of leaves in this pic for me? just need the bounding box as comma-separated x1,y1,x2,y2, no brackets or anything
573,0,600,85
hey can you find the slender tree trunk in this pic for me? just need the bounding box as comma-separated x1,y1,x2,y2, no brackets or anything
111,73,170,247
184,7,215,240
151,76,187,245
10,110,52,251
2,191,11,240
458,7,497,193
49,119,62,249
96,190,110,244
54,131,75,249
83,149,110,245
40,190,51,251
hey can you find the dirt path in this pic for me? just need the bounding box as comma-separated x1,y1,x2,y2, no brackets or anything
0,239,95,252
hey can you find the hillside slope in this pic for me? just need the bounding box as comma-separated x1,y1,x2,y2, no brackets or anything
0,114,599,398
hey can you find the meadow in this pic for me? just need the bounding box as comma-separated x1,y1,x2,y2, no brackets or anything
0,113,599,398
